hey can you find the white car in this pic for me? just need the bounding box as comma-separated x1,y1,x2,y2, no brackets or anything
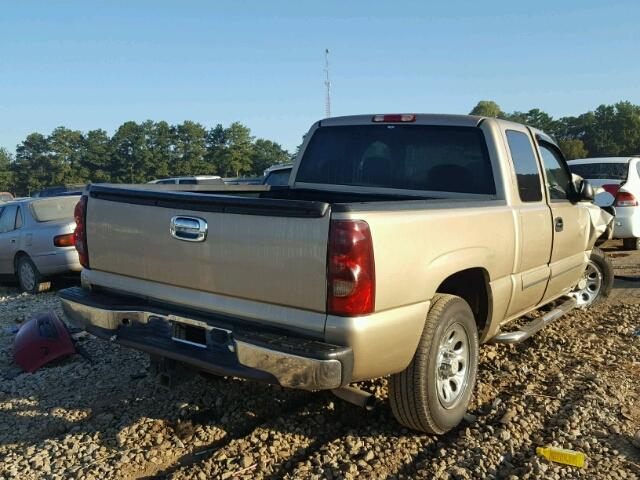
148,175,222,185
568,157,640,249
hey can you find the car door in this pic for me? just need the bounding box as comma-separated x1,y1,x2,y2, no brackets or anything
502,127,553,317
535,139,591,300
0,204,19,274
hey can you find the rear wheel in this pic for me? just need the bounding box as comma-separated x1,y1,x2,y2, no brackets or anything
570,247,613,308
389,294,479,434
623,238,640,250
16,256,51,294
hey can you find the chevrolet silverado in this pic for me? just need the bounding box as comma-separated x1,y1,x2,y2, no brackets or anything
60,114,613,434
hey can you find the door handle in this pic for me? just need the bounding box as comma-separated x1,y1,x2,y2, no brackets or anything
170,216,208,242
10,239,16,244
554,217,564,232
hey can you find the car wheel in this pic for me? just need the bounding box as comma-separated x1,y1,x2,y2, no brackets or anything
622,238,640,250
389,294,479,434
16,256,51,294
570,247,613,308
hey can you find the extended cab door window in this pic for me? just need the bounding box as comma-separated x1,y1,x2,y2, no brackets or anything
538,145,573,202
505,130,543,202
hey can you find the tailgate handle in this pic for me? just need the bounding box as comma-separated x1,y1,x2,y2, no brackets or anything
170,216,208,242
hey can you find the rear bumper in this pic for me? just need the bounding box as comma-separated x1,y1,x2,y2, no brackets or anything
33,249,82,276
59,287,352,390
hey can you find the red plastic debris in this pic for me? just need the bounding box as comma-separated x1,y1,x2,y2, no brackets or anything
13,312,76,373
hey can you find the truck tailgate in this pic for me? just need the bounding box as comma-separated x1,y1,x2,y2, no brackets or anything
85,186,331,313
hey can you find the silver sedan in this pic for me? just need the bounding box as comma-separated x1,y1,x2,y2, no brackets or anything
0,196,81,293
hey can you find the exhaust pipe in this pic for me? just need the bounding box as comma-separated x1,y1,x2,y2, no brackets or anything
331,386,376,411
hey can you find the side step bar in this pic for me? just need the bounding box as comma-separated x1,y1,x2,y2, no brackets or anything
492,296,577,344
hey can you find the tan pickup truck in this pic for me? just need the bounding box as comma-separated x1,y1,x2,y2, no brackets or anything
60,114,613,434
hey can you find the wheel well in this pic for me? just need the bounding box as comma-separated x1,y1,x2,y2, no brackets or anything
14,251,29,273
436,268,491,334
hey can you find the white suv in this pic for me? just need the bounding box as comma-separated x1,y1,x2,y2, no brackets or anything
568,156,640,249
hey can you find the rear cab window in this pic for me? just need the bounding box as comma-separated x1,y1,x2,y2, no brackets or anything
295,125,495,195
30,197,79,222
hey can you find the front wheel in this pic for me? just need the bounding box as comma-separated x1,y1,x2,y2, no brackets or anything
389,294,479,434
570,247,613,308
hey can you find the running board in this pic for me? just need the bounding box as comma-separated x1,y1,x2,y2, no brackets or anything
492,296,577,344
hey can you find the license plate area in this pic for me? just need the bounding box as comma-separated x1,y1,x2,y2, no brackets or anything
171,322,208,349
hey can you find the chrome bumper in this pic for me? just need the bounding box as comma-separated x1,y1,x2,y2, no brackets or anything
59,287,350,390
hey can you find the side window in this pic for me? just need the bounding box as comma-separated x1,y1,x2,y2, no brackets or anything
178,179,198,185
15,207,22,229
506,130,543,202
539,144,572,201
0,205,18,233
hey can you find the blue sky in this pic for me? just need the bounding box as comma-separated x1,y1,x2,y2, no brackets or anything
1,0,639,153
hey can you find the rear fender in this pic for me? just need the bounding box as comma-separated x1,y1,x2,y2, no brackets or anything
425,247,493,299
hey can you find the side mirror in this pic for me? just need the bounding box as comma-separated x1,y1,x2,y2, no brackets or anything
579,179,594,201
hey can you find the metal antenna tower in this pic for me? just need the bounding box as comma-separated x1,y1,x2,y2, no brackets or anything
324,48,331,118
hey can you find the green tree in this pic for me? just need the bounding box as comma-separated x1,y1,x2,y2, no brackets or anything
205,124,226,175
174,121,208,176
109,121,153,183
82,129,112,183
14,133,52,196
558,138,588,160
250,139,290,175
48,126,85,184
559,102,640,157
218,122,254,177
470,100,504,118
147,121,175,180
505,109,562,137
0,148,14,193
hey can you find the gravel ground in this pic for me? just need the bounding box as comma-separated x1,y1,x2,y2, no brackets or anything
1,250,639,479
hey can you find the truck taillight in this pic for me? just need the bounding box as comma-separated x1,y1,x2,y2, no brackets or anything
327,220,375,316
615,191,638,207
73,196,89,268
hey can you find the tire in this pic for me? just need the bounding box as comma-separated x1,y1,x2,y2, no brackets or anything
16,256,51,294
570,247,613,308
389,294,479,434
623,237,640,250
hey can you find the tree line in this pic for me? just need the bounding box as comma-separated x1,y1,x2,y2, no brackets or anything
2,100,640,196
0,120,291,196
470,100,640,160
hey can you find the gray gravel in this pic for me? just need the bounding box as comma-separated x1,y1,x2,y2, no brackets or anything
0,268,639,479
